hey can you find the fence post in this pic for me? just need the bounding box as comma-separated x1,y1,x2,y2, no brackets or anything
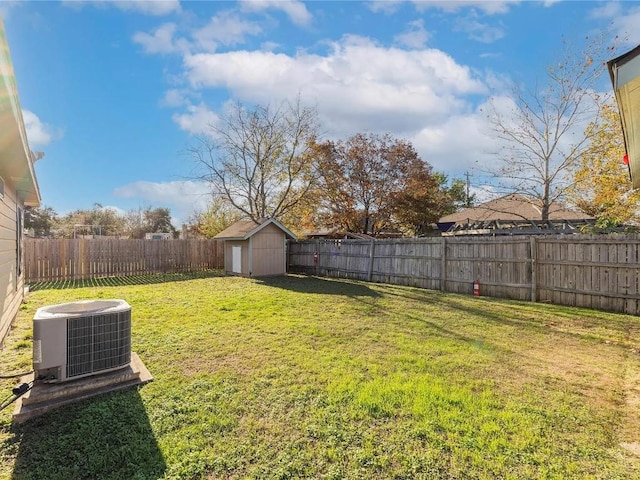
530,236,537,302
315,239,320,276
367,239,376,282
440,237,447,292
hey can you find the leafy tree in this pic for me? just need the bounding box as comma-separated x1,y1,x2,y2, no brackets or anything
392,173,471,236
451,175,476,209
190,98,319,223
279,189,322,237
187,198,242,238
486,37,615,220
24,205,58,237
314,133,454,235
568,102,640,227
90,204,126,236
57,204,125,238
125,206,177,239
145,207,176,236
123,207,147,239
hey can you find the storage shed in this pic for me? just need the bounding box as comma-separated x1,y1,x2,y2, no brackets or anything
214,218,296,277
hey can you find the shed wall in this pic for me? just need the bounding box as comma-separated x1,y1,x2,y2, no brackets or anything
252,223,286,276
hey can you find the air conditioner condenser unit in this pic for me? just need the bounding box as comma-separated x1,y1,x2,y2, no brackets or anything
33,299,132,383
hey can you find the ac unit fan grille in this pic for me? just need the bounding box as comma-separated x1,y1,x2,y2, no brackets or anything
66,310,131,379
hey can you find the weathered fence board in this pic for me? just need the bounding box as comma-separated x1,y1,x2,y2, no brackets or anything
289,234,640,315
25,238,224,282
25,235,640,315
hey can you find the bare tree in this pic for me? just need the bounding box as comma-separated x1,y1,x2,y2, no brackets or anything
486,37,615,220
189,98,320,223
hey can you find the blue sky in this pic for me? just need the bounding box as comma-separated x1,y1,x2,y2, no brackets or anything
2,0,638,226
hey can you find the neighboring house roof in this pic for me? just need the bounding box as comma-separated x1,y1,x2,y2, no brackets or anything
439,194,591,224
301,227,342,239
0,18,40,206
214,217,297,241
345,232,375,240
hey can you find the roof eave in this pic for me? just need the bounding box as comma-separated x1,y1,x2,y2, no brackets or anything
0,18,41,206
244,218,297,240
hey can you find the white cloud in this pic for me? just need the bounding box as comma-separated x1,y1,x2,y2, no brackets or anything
260,41,280,52
172,103,220,136
62,0,181,16
394,19,430,49
610,6,640,46
589,1,621,19
133,23,189,54
454,14,504,43
587,2,640,45
367,0,518,15
22,110,62,147
160,89,191,107
412,1,519,15
366,0,404,14
171,35,502,176
133,11,262,55
113,180,212,224
192,11,262,51
99,205,128,216
114,0,181,15
240,0,312,27
469,183,502,204
182,35,486,136
413,104,497,174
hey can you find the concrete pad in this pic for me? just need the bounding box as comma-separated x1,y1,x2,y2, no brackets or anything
12,352,152,424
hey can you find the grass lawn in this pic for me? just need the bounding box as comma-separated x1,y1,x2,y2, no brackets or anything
1,273,639,479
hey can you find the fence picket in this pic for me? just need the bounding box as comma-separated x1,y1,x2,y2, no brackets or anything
25,235,640,315
289,235,640,315
25,238,224,282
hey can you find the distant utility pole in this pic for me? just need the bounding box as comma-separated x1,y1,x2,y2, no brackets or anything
464,171,473,208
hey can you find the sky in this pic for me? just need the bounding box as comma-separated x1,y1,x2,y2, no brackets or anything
1,0,638,226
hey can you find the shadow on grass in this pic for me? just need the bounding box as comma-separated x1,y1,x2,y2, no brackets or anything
28,270,225,291
375,281,634,345
258,274,381,297
10,388,165,480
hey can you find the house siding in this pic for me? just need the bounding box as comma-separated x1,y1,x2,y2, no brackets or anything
252,223,286,276
0,182,23,344
0,18,39,345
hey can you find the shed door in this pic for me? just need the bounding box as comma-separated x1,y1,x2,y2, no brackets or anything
232,245,242,274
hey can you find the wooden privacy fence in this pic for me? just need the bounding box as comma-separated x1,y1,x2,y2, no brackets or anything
288,235,640,315
24,238,224,282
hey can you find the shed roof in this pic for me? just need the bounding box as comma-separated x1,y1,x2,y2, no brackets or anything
214,217,297,240
439,194,591,224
